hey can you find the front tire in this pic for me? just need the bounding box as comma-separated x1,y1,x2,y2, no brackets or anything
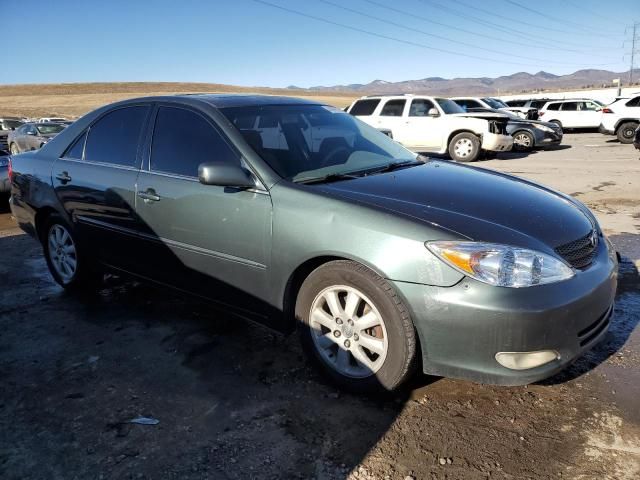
512,130,534,151
42,214,103,291
617,122,638,144
296,260,417,393
448,132,480,162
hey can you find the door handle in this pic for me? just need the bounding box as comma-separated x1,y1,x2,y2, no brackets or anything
55,171,72,183
137,189,161,203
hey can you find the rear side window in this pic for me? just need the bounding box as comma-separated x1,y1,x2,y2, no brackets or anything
561,102,578,111
349,99,381,116
63,131,87,159
409,99,435,116
530,100,546,109
546,103,560,111
150,106,239,178
626,97,640,107
380,99,406,117
506,100,526,107
85,106,149,167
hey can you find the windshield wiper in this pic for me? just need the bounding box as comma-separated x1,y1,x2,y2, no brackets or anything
295,172,361,185
366,159,425,175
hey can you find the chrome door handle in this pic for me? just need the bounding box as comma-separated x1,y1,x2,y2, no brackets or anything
137,190,161,203
55,171,72,183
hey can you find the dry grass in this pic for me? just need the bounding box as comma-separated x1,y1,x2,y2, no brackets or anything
0,82,360,118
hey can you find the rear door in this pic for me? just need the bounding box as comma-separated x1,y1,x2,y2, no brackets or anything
559,102,580,127
135,105,273,317
374,99,408,142
52,104,151,271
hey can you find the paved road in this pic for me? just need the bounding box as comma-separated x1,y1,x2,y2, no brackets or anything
0,133,638,480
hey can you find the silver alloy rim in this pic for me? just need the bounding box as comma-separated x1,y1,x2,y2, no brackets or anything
514,133,532,147
454,138,474,157
48,224,77,283
309,285,388,378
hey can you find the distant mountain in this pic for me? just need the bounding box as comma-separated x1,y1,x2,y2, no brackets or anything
300,69,638,96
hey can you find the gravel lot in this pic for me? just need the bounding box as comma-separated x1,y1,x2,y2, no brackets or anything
0,132,639,480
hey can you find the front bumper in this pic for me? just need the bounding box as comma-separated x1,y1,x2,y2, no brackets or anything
393,241,618,385
481,133,514,152
535,129,563,147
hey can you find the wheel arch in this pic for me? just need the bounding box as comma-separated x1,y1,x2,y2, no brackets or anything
614,119,639,131
446,129,480,147
34,206,65,243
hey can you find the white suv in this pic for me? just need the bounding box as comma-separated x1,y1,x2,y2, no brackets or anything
598,95,640,144
452,97,537,119
538,99,604,129
346,95,513,162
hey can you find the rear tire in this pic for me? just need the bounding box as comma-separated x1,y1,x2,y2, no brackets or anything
512,130,534,151
448,132,480,162
549,120,562,130
296,260,417,393
617,122,638,144
42,214,103,291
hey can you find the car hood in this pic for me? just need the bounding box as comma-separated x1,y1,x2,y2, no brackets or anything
451,112,510,120
509,118,558,128
317,160,594,253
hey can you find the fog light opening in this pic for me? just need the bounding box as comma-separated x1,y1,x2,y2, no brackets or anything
495,350,560,370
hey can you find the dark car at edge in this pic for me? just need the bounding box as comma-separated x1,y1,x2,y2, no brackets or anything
8,95,618,392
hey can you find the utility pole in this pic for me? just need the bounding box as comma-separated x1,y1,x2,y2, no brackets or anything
630,23,637,86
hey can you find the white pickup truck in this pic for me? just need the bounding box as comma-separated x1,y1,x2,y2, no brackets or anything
346,94,513,162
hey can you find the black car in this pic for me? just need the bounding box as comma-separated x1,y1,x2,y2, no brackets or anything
466,107,563,151
634,125,640,151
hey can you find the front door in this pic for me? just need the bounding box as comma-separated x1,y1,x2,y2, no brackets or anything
135,105,273,319
401,98,443,150
578,101,602,128
52,104,151,272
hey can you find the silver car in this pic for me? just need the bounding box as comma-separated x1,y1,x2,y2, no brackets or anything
8,122,65,154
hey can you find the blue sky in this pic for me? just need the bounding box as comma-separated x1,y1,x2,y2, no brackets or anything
3,0,637,87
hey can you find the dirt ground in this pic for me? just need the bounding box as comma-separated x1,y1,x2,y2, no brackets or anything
0,132,639,480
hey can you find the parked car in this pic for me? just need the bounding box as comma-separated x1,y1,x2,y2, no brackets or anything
504,98,560,110
0,150,10,195
8,94,618,392
538,99,603,129
38,117,67,123
465,107,562,151
8,122,66,154
347,94,513,162
0,117,24,152
452,97,538,120
598,95,640,144
634,124,640,150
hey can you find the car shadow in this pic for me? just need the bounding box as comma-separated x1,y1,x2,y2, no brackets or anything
539,232,640,385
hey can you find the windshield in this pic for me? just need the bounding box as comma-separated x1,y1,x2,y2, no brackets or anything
36,124,65,135
220,104,417,182
435,98,465,114
1,120,23,130
483,98,508,109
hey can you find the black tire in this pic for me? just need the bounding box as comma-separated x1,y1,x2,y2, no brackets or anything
616,122,638,144
549,120,562,130
512,130,535,151
41,213,103,291
296,260,417,393
448,132,480,162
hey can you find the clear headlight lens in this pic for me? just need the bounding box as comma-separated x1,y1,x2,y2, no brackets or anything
535,124,555,133
427,241,574,288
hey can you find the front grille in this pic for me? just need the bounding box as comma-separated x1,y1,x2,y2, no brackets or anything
555,230,598,269
577,305,612,347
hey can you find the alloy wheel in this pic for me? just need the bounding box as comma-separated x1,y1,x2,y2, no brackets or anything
309,285,388,378
48,224,78,283
514,133,532,148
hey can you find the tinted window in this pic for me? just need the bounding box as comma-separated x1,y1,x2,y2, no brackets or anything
546,103,560,111
64,131,87,159
561,102,578,111
349,99,381,116
626,97,640,107
85,106,149,167
150,106,239,177
436,98,465,114
530,100,546,109
506,100,526,107
409,99,435,116
380,99,406,116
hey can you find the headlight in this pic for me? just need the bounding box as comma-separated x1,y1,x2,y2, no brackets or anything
534,124,555,133
426,241,574,288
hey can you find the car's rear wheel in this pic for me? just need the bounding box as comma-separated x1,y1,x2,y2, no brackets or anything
513,131,534,151
9,143,19,155
42,214,103,291
617,122,638,144
297,260,417,393
448,132,480,162
549,120,562,130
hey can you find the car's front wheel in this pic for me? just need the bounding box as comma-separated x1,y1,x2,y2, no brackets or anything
513,131,534,151
448,132,480,162
42,214,103,291
617,122,638,144
297,260,417,393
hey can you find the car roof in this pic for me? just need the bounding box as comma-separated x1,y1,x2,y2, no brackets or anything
110,94,325,109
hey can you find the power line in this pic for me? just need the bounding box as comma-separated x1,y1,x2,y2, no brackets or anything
561,0,621,24
317,0,608,65
365,0,611,56
250,0,617,69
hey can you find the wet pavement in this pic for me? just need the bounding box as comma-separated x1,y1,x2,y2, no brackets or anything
0,134,639,479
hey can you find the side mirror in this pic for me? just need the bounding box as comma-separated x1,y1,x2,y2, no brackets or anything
198,161,255,188
427,108,440,117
